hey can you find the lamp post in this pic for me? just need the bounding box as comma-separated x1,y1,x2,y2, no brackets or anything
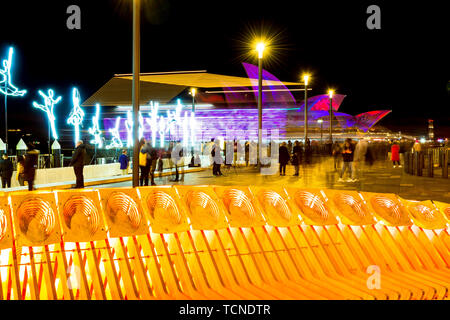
328,89,334,145
256,42,265,171
132,0,141,188
303,74,310,143
318,119,323,144
190,88,197,113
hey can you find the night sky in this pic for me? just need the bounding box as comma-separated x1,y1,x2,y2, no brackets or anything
1,0,449,149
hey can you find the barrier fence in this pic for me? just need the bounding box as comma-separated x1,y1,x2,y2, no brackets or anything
0,186,450,300
404,148,449,178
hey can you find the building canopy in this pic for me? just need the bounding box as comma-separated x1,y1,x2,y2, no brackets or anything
82,70,302,107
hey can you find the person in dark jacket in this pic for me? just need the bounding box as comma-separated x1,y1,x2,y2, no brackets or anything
211,138,223,176
304,138,312,164
292,140,303,177
23,144,40,191
0,154,14,188
279,142,290,176
141,140,158,185
118,149,129,175
338,138,355,182
69,140,87,188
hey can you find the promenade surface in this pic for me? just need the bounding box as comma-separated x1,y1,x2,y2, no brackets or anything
91,157,450,203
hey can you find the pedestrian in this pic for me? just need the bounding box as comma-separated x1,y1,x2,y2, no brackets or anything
245,141,250,167
211,138,223,176
139,138,150,186
391,141,401,168
170,141,184,182
287,140,293,155
69,140,86,188
304,138,312,164
0,154,13,188
353,138,368,180
338,138,355,182
157,150,164,178
279,142,290,176
119,149,129,175
413,140,421,153
23,143,40,191
332,141,342,170
292,140,302,177
16,155,25,186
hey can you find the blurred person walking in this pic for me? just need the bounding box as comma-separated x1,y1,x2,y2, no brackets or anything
211,138,223,176
139,138,150,186
16,155,25,186
0,154,13,188
70,140,87,188
332,141,342,170
353,138,368,180
23,144,40,191
292,140,302,177
279,142,290,176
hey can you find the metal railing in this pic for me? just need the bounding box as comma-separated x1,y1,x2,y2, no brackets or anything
404,148,449,178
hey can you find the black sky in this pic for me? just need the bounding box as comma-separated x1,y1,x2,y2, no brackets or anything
1,0,449,146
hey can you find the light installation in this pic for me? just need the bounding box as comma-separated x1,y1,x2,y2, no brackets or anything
0,47,27,97
88,103,103,148
67,88,85,146
106,116,123,149
32,89,62,140
146,101,160,147
125,111,133,147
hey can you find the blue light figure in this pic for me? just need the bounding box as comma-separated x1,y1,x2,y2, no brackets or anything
67,88,85,146
32,89,62,140
0,47,27,97
106,117,123,149
88,103,103,148
125,111,133,147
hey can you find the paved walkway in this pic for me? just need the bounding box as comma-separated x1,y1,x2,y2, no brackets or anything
91,157,450,203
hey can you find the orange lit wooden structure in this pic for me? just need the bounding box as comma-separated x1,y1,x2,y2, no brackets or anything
0,186,449,300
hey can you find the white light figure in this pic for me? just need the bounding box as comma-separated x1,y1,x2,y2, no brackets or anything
32,89,62,141
0,47,27,97
106,117,123,149
189,111,197,147
166,99,183,141
139,111,145,140
88,103,103,148
67,88,85,146
158,116,166,148
182,111,189,149
125,111,133,147
145,101,159,147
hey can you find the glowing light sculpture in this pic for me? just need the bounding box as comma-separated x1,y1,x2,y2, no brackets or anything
145,101,159,147
106,117,123,149
88,103,103,148
125,111,133,147
139,111,144,140
0,47,27,97
158,116,166,148
32,89,62,140
67,88,85,146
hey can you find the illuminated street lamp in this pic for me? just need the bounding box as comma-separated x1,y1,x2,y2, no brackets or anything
328,89,334,145
132,0,141,188
190,88,197,113
318,119,323,144
256,42,265,170
303,74,310,142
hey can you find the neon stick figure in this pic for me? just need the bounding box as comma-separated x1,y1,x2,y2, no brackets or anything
67,88,85,146
145,101,160,147
125,111,134,147
32,89,62,140
0,47,26,97
106,117,123,149
88,103,103,148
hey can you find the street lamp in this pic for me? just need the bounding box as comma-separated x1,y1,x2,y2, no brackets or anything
132,0,141,188
303,74,310,143
328,89,334,145
190,88,197,113
256,42,265,170
318,119,323,144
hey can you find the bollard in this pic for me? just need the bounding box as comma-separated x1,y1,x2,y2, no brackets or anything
427,153,433,178
417,152,423,176
16,138,28,159
443,150,449,179
51,140,61,168
0,138,6,157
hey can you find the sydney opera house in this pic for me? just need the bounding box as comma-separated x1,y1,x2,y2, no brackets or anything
81,62,394,147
